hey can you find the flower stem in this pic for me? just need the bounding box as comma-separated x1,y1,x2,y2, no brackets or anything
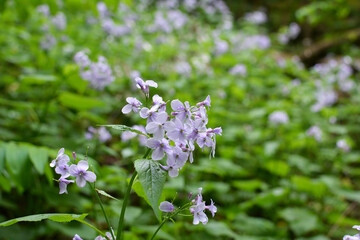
116,170,137,240
116,148,152,239
150,203,191,240
89,183,116,240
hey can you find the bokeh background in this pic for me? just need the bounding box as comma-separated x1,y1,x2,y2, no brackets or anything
1,0,360,239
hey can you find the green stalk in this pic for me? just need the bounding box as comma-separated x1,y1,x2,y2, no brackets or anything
116,148,152,240
150,203,192,240
89,183,116,240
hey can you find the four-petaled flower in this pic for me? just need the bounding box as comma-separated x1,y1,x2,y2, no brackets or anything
135,77,158,97
122,97,142,114
69,160,97,187
50,148,70,168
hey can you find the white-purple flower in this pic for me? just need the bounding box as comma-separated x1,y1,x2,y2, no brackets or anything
69,160,96,187
163,147,188,177
73,234,83,240
145,112,168,139
122,97,142,114
159,201,175,212
59,174,74,194
268,111,289,125
337,139,350,152
50,148,70,168
146,138,171,160
135,77,158,97
190,188,216,225
306,126,322,142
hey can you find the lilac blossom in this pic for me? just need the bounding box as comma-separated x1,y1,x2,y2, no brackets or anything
229,64,247,76
59,174,74,194
69,160,96,187
171,99,191,121
306,126,322,142
51,12,67,30
337,139,350,152
80,56,115,90
162,147,188,177
343,225,360,240
244,11,267,24
146,138,171,160
74,51,91,68
135,77,158,97
145,112,169,139
73,234,83,240
95,230,115,240
190,188,216,225
97,2,110,19
159,201,175,212
50,148,70,168
268,111,289,125
36,4,50,17
164,118,188,142
85,126,111,142
122,97,142,114
140,105,160,123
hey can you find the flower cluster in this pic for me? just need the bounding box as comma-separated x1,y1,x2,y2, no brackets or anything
268,111,289,125
74,51,115,90
121,78,221,178
85,126,112,143
50,148,96,194
343,225,360,240
190,188,217,225
159,188,217,225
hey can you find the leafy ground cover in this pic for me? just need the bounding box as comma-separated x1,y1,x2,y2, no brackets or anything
1,0,360,239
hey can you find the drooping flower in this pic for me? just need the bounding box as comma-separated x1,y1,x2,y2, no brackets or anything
59,174,74,194
69,160,96,187
159,201,175,212
122,97,142,114
189,188,216,225
135,77,158,97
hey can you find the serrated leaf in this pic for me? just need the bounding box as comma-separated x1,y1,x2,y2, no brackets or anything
103,125,149,138
0,213,87,227
134,159,166,221
28,147,48,175
96,188,119,201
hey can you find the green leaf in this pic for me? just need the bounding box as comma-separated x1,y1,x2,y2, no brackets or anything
103,125,150,138
132,179,151,206
28,147,48,175
5,142,28,175
96,188,120,201
20,74,57,84
279,208,319,236
134,159,167,221
263,160,289,177
58,92,105,111
0,213,87,227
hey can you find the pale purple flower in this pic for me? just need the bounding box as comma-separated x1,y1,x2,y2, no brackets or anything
229,64,247,76
122,97,142,114
59,174,74,194
196,95,211,108
311,90,337,112
175,61,192,76
50,148,70,168
337,139,350,152
214,40,228,56
244,11,267,24
152,94,166,111
73,234,83,240
288,22,300,39
171,100,191,121
268,111,289,125
343,225,360,240
95,230,115,240
146,138,171,160
207,199,217,217
97,2,110,19
74,51,91,68
85,126,111,142
51,12,67,30
306,126,322,142
69,160,96,187
36,4,50,17
140,105,159,123
135,77,158,97
163,147,188,177
40,34,56,50
159,201,175,212
145,112,168,139
164,118,188,142
55,160,70,176
80,56,115,90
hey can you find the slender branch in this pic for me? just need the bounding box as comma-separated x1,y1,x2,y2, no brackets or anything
116,171,137,240
116,148,152,240
89,183,116,240
150,203,192,240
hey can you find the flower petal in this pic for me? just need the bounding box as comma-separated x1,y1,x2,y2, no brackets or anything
122,104,132,114
84,171,96,183
77,160,89,171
